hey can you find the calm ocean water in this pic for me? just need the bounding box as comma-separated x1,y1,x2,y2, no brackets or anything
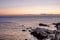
0,16,60,40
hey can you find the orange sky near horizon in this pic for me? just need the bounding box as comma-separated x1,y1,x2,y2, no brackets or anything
0,8,60,16
0,10,60,16
0,0,60,16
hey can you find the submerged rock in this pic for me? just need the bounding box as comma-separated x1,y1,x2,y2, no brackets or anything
25,39,28,40
39,23,49,27
22,29,26,32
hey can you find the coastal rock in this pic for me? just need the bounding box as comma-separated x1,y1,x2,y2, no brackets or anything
30,28,54,40
52,23,60,30
39,23,49,27
30,27,60,40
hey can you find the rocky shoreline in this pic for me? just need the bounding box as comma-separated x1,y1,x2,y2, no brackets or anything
29,23,60,40
0,22,60,40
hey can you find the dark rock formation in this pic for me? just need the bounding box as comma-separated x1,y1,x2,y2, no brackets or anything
27,23,60,40
39,23,49,27
22,29,26,32
30,28,56,40
25,39,28,40
52,23,60,40
30,28,48,40
54,30,60,40
52,23,60,30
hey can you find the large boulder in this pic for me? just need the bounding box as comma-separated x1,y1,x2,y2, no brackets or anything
30,28,56,40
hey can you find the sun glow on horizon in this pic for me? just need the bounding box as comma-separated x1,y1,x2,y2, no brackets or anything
0,0,60,16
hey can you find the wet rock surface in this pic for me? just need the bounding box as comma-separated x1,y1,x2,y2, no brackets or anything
29,23,60,40
39,23,49,27
52,23,60,30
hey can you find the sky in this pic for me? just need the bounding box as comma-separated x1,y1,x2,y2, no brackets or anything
0,0,60,16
